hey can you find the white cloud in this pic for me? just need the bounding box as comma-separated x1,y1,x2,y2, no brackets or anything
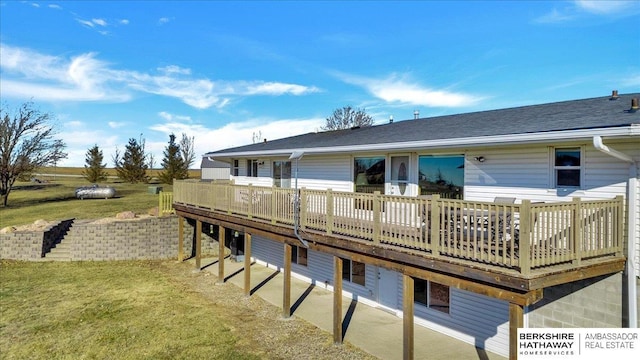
31,3,40,8
108,121,127,128
575,0,636,14
534,8,576,23
149,117,324,161
245,82,320,96
0,44,319,109
0,45,130,102
119,19,129,25
49,4,62,10
158,111,192,122
535,0,639,23
338,72,483,108
76,18,95,28
92,18,107,26
158,17,171,25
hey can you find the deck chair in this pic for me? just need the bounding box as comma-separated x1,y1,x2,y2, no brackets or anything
489,197,517,244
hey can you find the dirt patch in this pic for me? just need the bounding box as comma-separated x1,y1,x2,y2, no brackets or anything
156,261,378,360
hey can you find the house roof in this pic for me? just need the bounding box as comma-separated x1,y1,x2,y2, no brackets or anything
200,157,231,168
205,92,640,159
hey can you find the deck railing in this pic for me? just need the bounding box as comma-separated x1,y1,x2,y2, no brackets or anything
170,181,624,274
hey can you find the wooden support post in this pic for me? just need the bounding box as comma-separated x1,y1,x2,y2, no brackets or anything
429,195,441,258
403,274,415,360
509,302,524,360
244,233,252,297
519,200,531,275
373,191,381,245
283,243,292,318
218,225,225,283
572,197,582,265
178,216,184,261
195,219,202,270
333,256,343,344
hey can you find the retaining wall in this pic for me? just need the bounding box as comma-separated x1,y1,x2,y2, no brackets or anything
0,216,220,261
0,219,74,260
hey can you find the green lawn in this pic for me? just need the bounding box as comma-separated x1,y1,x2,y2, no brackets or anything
1,178,172,228
0,261,257,360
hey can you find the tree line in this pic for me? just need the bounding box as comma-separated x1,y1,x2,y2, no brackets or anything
1,102,374,206
1,102,196,206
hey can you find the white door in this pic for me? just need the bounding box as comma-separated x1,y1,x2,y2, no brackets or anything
388,155,410,196
377,267,398,309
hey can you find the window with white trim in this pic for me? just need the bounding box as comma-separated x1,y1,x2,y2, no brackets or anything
232,160,239,176
554,148,581,188
342,258,365,286
291,245,308,266
414,279,450,314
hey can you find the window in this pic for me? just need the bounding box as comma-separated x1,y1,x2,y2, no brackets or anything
554,148,581,188
342,258,366,286
247,159,259,177
291,245,308,266
418,155,464,199
231,159,239,176
414,279,450,314
273,161,291,188
354,157,385,194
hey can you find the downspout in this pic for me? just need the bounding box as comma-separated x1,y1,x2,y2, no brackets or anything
593,136,638,328
289,151,309,248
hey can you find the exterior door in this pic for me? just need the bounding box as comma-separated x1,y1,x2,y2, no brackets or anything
388,155,410,196
377,267,398,310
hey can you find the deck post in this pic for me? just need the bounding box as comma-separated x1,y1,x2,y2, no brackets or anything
403,274,415,360
247,184,253,219
509,302,524,360
333,256,343,344
429,195,441,257
271,186,277,225
283,243,292,318
572,197,582,265
300,188,308,230
178,216,184,261
519,200,531,275
327,189,334,235
218,225,225,283
244,232,252,297
373,191,381,245
615,195,624,256
195,219,202,270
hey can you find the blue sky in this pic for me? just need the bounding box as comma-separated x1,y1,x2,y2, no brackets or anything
1,1,639,168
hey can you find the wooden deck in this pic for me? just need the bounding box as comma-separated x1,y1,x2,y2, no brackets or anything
168,180,626,291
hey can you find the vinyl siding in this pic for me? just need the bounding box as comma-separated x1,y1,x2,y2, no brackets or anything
201,168,230,180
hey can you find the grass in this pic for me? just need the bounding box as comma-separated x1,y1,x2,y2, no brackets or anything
1,172,183,228
0,260,257,360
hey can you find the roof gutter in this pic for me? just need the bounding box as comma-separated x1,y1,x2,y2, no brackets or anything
593,136,638,328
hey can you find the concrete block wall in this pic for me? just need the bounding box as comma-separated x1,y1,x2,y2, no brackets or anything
1,216,223,262
65,217,182,261
1,231,45,260
1,219,74,260
527,273,623,328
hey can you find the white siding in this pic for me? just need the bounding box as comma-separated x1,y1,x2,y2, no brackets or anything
201,168,230,181
251,236,377,301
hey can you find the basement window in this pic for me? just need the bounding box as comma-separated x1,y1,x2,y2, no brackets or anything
342,258,366,286
415,279,450,314
291,246,308,266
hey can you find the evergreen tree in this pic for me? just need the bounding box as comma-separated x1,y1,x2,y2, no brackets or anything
82,145,108,183
158,134,187,184
113,138,149,183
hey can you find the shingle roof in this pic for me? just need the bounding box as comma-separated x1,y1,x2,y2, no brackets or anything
206,93,640,157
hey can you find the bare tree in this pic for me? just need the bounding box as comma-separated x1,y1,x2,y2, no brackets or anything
322,106,374,131
179,133,196,172
0,102,67,206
